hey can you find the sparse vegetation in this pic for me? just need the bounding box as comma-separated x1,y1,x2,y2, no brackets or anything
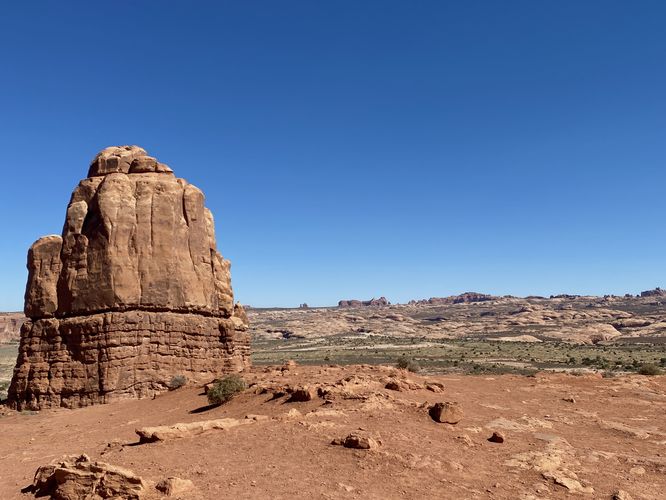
396,357,421,372
252,333,666,377
637,363,662,376
207,374,247,405
0,380,9,401
168,375,188,390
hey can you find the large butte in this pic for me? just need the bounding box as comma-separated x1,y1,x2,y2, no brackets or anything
8,145,250,410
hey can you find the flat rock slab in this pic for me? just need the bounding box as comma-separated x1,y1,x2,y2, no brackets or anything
136,417,254,442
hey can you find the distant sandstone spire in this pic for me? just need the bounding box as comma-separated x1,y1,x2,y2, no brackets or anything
9,146,250,410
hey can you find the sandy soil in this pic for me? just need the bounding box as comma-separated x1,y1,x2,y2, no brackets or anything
1,365,665,499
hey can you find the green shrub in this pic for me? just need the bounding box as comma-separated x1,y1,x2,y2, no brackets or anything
637,363,662,376
396,357,421,373
168,375,188,390
207,374,247,405
0,381,9,401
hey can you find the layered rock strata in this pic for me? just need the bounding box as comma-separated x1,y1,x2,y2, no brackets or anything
9,146,250,410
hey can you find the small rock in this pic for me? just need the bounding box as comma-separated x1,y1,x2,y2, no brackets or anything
456,434,474,447
284,408,303,419
612,490,634,500
101,439,124,455
562,396,576,403
425,382,445,393
281,360,298,371
244,414,269,422
385,380,403,391
288,386,317,402
488,431,505,443
156,477,195,496
429,402,463,424
332,433,379,450
542,472,594,494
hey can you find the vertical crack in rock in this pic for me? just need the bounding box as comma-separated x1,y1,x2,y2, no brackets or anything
8,145,250,410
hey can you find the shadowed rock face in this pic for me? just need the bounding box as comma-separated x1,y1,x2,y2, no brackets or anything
9,146,250,410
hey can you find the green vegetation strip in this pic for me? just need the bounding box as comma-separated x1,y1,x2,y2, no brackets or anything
252,336,666,376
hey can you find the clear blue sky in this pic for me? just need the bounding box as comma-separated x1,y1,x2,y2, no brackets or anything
1,1,664,310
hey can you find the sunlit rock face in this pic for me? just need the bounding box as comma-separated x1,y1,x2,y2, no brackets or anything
9,146,250,410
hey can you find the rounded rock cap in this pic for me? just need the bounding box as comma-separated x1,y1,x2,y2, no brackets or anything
88,146,173,177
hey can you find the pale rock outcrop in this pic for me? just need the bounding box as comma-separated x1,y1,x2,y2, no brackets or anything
27,454,146,500
9,146,250,410
136,417,254,442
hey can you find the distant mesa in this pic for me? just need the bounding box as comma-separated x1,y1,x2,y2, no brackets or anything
8,145,250,410
338,297,390,308
0,312,24,344
299,303,309,309
640,287,666,298
409,292,494,306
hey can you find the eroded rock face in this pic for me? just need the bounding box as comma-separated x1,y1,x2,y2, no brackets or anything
9,146,250,410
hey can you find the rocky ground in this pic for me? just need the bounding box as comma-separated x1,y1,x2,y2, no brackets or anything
249,294,666,345
1,364,664,499
1,294,665,498
248,295,666,375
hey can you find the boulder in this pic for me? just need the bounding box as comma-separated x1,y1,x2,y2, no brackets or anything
429,402,463,424
332,433,379,450
488,431,505,443
26,454,146,499
8,146,250,410
155,477,195,496
288,386,317,402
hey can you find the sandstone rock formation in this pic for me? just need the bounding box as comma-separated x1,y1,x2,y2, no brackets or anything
8,146,250,410
0,312,24,343
640,287,666,298
409,292,495,305
338,297,390,308
27,454,146,499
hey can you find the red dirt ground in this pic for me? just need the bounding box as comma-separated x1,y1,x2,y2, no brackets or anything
1,365,664,499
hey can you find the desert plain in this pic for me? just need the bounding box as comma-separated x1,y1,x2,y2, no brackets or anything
2,291,666,499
